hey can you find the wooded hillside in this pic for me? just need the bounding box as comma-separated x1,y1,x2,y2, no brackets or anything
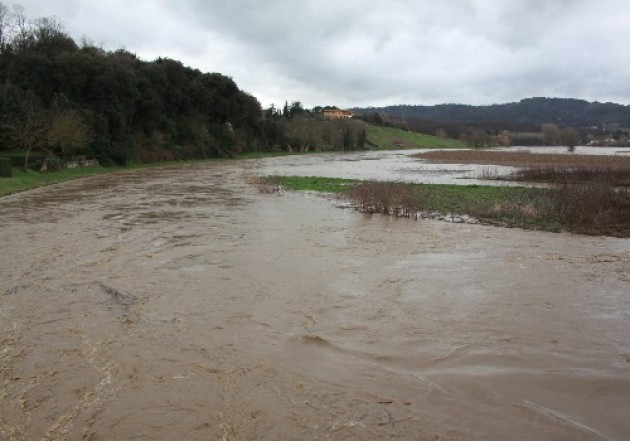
357,98,630,145
0,4,265,166
0,4,367,169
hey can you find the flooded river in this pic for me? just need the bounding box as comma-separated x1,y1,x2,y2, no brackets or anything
1,153,629,440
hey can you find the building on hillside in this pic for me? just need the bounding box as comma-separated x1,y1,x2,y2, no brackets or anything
322,109,356,119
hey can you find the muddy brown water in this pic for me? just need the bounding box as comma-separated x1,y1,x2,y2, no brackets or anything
1,159,629,440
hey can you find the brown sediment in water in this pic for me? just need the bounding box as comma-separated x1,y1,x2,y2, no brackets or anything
1,160,629,440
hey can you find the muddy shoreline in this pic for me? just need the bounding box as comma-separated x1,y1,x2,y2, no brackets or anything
1,160,629,440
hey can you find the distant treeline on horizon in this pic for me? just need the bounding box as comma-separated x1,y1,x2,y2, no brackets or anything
356,98,630,146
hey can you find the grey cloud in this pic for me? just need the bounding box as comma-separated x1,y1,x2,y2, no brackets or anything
14,0,630,107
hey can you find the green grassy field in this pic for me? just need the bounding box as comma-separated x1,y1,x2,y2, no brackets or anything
365,125,465,149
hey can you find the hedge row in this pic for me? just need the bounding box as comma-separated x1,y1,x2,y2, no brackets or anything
1,155,49,167
0,157,11,177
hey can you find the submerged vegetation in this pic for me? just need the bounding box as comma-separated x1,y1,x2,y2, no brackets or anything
506,166,630,186
417,149,630,186
260,176,630,237
416,150,630,168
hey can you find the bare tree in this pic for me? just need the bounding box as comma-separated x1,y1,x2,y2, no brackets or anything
0,2,8,50
288,116,321,151
560,127,580,152
6,4,30,50
542,123,560,145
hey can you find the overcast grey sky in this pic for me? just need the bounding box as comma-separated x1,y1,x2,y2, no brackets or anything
13,0,630,108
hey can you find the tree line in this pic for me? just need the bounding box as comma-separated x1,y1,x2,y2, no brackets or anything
0,4,365,170
361,98,630,131
357,97,630,147
261,102,365,152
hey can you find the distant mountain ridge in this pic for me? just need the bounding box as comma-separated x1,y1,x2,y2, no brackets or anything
356,98,630,131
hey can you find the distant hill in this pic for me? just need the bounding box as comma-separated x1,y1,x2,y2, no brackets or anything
357,98,630,132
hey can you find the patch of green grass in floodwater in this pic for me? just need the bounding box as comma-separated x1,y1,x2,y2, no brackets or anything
261,175,630,237
262,175,543,209
263,176,358,193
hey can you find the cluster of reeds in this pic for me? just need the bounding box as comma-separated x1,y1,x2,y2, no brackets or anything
416,150,630,168
545,182,630,234
508,166,630,186
348,181,428,218
346,180,630,236
505,166,630,234
248,175,284,194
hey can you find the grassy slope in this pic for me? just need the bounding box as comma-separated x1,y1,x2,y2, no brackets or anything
366,125,465,149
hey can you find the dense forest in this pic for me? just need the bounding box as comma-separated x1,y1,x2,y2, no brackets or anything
358,98,630,146
0,4,365,169
364,98,630,128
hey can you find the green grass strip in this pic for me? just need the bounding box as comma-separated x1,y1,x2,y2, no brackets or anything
263,176,358,193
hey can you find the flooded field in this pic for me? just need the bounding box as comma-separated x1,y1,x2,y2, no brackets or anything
1,154,629,440
253,146,630,185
